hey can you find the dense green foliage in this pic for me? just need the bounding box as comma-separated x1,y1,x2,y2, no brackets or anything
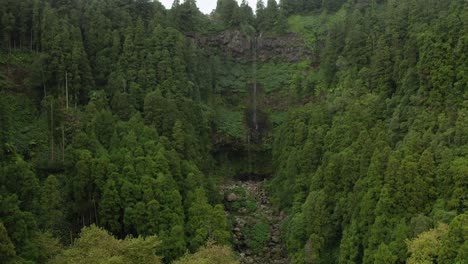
406,214,467,264
173,242,239,264
0,0,466,263
51,225,161,264
245,220,270,254
271,0,468,263
0,0,245,262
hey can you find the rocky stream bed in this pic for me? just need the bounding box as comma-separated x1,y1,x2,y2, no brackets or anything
223,181,289,264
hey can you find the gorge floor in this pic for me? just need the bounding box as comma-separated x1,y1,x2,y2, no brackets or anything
223,180,289,264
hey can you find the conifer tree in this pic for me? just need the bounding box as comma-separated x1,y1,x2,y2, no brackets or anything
186,188,212,251
99,179,122,235
40,175,65,237
0,222,16,263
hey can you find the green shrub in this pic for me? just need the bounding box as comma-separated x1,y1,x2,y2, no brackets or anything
217,108,248,140
245,221,270,254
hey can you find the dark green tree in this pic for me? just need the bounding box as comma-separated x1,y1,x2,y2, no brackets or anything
0,222,16,263
99,179,122,235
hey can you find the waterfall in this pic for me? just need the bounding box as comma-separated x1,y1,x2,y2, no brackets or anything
247,33,259,177
252,34,258,132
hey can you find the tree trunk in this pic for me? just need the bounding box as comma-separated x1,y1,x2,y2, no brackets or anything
65,71,69,109
50,101,54,162
93,197,99,225
30,30,33,51
61,124,65,163
8,34,12,54
41,66,47,98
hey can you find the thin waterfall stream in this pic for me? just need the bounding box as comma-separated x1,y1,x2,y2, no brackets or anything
252,34,258,132
247,34,258,179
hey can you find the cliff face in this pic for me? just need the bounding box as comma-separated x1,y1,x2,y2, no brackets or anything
189,30,311,62
256,32,311,62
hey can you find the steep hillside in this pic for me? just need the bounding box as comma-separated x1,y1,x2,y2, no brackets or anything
270,1,468,263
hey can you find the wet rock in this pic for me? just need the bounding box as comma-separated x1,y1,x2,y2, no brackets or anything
226,192,238,202
237,218,246,228
239,207,248,214
272,235,280,243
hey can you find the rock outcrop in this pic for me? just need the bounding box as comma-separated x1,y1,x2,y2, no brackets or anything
256,33,310,62
188,30,311,62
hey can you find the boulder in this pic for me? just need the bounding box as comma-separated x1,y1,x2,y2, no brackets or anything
226,192,238,202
